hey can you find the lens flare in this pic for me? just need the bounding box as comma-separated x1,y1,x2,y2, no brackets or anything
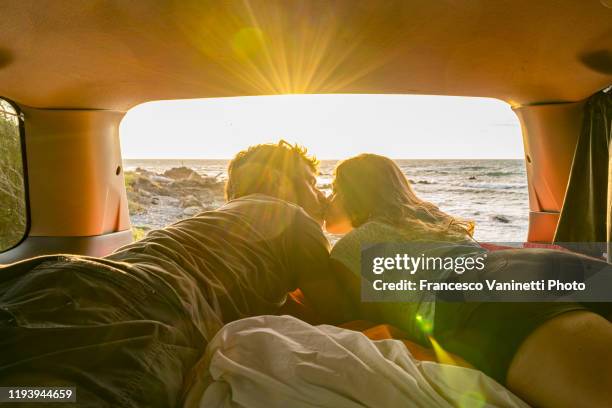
427,335,459,366
173,0,407,95
458,391,486,408
427,335,488,406
231,27,266,60
415,313,434,336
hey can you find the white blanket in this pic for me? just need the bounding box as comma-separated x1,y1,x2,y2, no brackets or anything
184,315,528,408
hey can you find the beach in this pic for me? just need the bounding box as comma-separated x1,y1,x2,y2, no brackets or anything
123,159,529,243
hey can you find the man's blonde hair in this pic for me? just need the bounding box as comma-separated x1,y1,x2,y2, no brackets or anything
225,140,319,200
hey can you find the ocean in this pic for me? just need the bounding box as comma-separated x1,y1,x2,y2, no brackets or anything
123,159,529,242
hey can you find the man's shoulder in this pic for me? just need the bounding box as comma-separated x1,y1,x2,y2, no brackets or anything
219,194,320,234
223,193,296,208
222,194,311,218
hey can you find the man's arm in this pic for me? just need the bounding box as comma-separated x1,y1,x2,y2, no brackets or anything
289,212,357,324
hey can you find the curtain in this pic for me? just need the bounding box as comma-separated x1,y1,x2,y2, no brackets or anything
554,90,611,258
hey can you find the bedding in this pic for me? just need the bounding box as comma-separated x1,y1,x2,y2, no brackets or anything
183,315,528,408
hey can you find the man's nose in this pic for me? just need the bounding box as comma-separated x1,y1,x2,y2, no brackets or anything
318,190,329,210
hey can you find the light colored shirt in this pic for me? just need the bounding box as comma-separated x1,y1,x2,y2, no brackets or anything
330,220,480,343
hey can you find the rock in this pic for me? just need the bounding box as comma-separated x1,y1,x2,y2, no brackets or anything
183,206,203,216
126,167,226,226
197,189,215,204
209,180,225,192
491,214,510,223
130,175,171,196
180,195,201,208
135,167,154,176
150,175,173,184
128,200,147,215
164,167,202,181
211,199,225,208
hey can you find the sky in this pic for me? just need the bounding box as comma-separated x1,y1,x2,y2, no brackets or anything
119,94,523,160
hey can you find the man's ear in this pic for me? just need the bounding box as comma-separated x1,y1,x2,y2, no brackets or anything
264,168,296,201
230,163,281,198
232,164,296,200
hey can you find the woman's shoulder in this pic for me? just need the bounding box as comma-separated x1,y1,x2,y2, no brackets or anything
354,220,409,239
331,221,405,257
330,221,410,274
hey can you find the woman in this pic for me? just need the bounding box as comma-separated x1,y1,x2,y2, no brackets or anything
326,153,612,408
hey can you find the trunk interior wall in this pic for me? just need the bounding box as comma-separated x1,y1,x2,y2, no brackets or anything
0,107,134,264
23,107,130,237
513,101,585,242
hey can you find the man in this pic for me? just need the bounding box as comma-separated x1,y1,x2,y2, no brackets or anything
0,141,348,407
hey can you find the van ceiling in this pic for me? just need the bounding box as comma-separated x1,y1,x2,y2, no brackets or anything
0,0,610,110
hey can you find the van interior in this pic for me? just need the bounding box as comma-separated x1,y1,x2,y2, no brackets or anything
0,0,611,406
1,1,611,263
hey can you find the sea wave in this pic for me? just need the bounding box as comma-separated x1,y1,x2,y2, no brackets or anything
459,166,487,170
409,179,436,185
456,182,526,190
484,171,519,177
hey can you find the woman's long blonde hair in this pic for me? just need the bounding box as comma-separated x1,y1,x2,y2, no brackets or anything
333,154,474,241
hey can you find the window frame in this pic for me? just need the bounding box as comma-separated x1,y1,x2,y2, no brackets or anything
0,96,30,253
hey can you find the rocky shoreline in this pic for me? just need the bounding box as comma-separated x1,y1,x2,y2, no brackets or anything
125,164,522,242
125,166,226,238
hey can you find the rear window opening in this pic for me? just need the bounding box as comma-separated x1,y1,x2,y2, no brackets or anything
120,94,526,242
0,98,27,252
